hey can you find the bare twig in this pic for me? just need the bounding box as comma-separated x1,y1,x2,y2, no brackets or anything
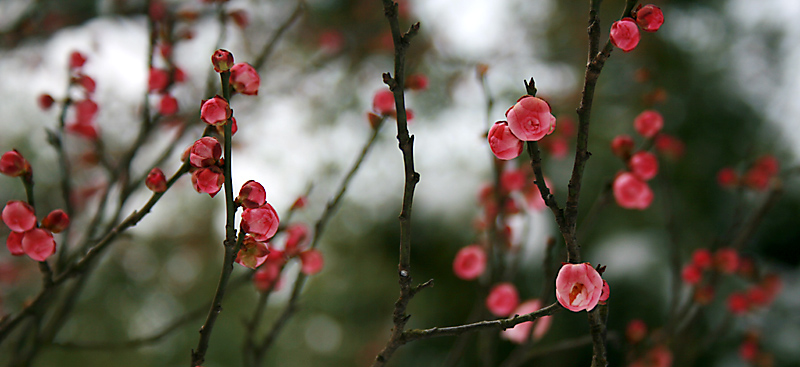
190,69,244,367
371,1,422,365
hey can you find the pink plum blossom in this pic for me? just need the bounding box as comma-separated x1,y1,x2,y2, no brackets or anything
200,96,231,126
613,172,653,210
191,166,224,197
189,137,222,168
452,244,487,280
159,94,178,115
299,249,324,275
237,180,266,209
372,89,395,115
599,280,610,304
41,210,69,233
235,236,269,269
212,49,234,72
241,204,280,241
486,282,520,317
488,121,523,160
505,96,556,142
284,223,309,256
555,263,604,312
21,228,56,261
145,168,167,193
629,151,659,180
230,63,260,95
2,201,37,233
636,4,664,32
149,67,169,92
611,134,635,159
6,231,24,256
0,150,31,178
633,110,664,138
610,18,640,52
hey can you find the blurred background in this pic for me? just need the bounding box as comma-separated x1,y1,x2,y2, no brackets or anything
0,0,798,366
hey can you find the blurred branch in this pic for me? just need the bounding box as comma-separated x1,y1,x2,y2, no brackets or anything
52,306,207,350
501,332,619,367
248,117,387,365
252,1,306,71
730,181,783,251
0,160,191,344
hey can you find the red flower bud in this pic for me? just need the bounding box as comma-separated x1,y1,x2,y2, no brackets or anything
149,67,170,92
145,168,167,193
610,18,640,52
613,172,653,210
611,134,635,159
159,94,179,115
488,121,523,160
191,166,224,197
38,94,55,110
0,150,31,178
22,228,56,262
405,73,429,90
633,110,664,138
6,231,24,256
717,167,739,188
635,4,664,32
229,63,260,95
235,236,269,269
189,137,222,168
372,89,395,115
299,249,324,275
41,209,70,233
69,51,87,70
200,96,231,126
2,201,36,233
629,151,659,180
241,204,280,241
284,223,309,256
626,319,647,344
212,49,234,73
237,180,266,209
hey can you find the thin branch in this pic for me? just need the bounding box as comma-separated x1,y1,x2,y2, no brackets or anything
252,1,306,71
0,161,191,344
190,70,243,367
250,117,387,364
52,306,207,350
371,0,422,365
403,302,562,342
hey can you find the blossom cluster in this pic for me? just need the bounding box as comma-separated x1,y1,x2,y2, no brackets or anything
610,110,667,210
681,247,781,315
610,4,664,53
488,95,557,160
2,151,69,262
717,155,780,191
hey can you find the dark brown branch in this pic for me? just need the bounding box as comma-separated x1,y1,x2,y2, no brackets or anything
404,302,562,342
371,1,422,366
